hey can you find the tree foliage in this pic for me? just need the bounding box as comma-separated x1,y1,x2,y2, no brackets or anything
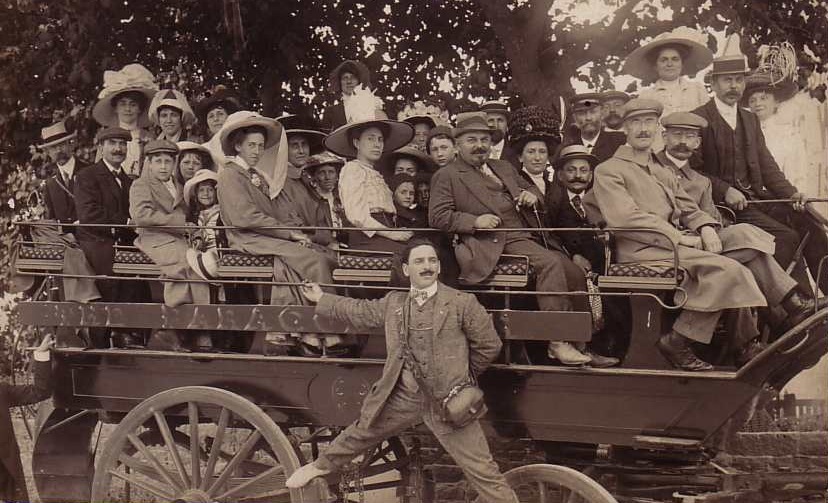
1,0,826,291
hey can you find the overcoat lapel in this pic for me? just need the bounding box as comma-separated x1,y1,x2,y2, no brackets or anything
456,162,503,216
96,167,123,203
431,285,451,335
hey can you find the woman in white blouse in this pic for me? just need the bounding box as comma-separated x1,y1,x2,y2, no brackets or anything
324,111,415,253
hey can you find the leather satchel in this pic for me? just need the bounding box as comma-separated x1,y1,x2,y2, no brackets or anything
440,380,487,428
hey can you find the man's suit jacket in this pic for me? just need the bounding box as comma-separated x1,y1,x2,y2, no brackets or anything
0,360,51,502
544,181,605,270
692,99,796,202
316,283,501,428
565,128,626,163
655,150,721,221
74,160,133,243
429,157,564,283
321,102,347,133
43,158,86,225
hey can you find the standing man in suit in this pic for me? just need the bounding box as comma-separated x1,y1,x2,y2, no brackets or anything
429,112,592,365
74,127,146,349
565,93,626,163
40,119,85,230
286,240,519,503
480,100,516,163
1,335,55,502
692,43,828,295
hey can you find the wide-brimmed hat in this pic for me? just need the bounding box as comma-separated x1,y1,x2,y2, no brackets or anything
187,248,219,282
623,27,713,81
381,145,439,177
304,151,345,175
278,114,327,153
92,64,158,128
329,60,372,95
148,89,196,127
707,33,750,78
183,169,219,205
219,111,283,156
553,144,599,170
323,110,414,159
39,120,77,149
507,106,562,152
452,112,493,138
480,100,510,119
741,72,798,105
196,86,242,125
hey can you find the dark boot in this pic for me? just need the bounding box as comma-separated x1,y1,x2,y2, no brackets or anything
781,292,828,332
656,331,714,371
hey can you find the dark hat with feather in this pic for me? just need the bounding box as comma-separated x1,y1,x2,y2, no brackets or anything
506,106,562,153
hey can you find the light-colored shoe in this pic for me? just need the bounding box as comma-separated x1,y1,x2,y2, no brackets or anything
547,341,592,365
285,462,331,489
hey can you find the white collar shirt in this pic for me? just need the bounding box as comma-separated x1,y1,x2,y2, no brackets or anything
581,129,601,152
57,156,75,181
489,139,505,160
410,282,439,306
522,168,547,195
714,95,739,130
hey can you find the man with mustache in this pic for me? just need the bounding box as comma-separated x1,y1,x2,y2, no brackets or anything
692,39,828,296
592,99,819,371
599,90,630,132
430,112,593,365
565,93,626,163
287,239,519,503
40,119,86,230
75,127,148,348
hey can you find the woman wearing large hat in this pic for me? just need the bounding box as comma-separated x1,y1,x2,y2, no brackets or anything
216,111,339,353
324,107,414,253
624,27,713,116
321,59,383,132
506,105,562,197
92,63,159,178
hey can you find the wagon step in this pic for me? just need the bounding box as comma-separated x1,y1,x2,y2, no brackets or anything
632,435,702,449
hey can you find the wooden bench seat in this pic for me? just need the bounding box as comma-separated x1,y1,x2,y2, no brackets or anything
599,262,686,290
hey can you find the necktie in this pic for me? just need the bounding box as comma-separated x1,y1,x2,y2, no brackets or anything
111,169,123,188
571,194,586,219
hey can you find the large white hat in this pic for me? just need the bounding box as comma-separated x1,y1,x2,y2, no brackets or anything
92,63,159,128
148,89,196,127
183,169,219,206
218,111,283,156
623,27,714,81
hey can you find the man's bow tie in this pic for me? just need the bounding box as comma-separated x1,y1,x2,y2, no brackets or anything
411,289,430,305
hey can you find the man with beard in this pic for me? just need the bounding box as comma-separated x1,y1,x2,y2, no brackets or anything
430,112,593,365
286,240,519,503
593,99,822,371
40,119,86,229
599,90,630,132
691,42,828,296
75,127,148,349
566,93,626,163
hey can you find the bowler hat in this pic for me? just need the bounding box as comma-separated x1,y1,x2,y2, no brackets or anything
661,111,708,130
553,144,599,170
622,98,664,121
144,139,179,157
95,127,132,144
452,112,492,138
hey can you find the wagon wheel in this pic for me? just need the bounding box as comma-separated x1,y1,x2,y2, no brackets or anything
91,386,329,503
497,464,618,503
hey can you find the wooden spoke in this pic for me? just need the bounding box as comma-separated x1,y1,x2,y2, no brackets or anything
108,468,174,501
199,406,230,492
154,411,191,488
207,430,262,495
538,481,548,503
188,401,201,488
117,453,173,482
214,464,286,500
127,433,184,493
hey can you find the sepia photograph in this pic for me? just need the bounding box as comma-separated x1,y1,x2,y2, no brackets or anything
0,0,826,501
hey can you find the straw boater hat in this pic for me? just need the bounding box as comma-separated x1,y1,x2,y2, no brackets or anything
218,111,283,156
39,119,77,149
92,63,159,128
506,106,562,153
183,169,220,205
707,33,750,79
148,89,196,127
741,72,798,105
329,60,372,95
277,114,327,153
323,109,414,159
195,86,242,126
623,27,714,81
553,144,599,170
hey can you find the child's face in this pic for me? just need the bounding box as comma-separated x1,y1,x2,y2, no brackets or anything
147,153,175,182
197,183,217,207
393,181,416,208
